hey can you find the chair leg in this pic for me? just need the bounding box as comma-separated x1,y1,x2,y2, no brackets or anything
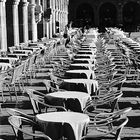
132,70,136,82
115,127,123,140
1,91,5,103
5,84,12,101
136,71,140,85
13,84,18,103
0,103,2,113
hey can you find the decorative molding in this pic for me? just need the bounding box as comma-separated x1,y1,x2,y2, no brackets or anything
35,4,43,23
43,8,52,22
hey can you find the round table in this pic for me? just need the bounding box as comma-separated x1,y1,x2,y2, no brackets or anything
64,78,98,95
66,69,95,79
70,63,95,70
0,63,12,71
73,58,95,64
36,112,90,140
45,91,91,111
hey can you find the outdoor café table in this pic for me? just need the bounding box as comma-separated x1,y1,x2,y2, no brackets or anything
23,47,40,52
75,54,93,57
66,69,95,79
89,42,96,48
8,53,28,59
36,112,90,140
0,63,12,71
70,63,95,70
78,49,96,55
45,91,91,112
13,49,33,55
64,78,98,95
75,53,95,58
73,58,95,65
82,42,96,47
0,57,18,65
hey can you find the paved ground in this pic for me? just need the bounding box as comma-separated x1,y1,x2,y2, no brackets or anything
1,34,140,140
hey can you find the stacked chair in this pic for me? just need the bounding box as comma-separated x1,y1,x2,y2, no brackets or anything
2,28,132,140
82,35,131,140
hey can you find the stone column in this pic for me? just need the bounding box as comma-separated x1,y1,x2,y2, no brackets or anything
0,0,7,51
52,0,56,35
21,1,29,43
46,22,49,39
28,0,37,42
49,0,53,38
13,0,20,46
42,0,46,37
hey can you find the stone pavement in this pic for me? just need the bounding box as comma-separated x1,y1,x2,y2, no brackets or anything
1,40,140,140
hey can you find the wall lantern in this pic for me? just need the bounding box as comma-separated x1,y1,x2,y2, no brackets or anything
35,5,43,23
43,8,52,22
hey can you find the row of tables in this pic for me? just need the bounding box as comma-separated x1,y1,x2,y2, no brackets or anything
0,42,45,72
35,29,103,140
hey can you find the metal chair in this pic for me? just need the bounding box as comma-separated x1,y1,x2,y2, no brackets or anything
4,64,24,102
8,115,52,140
81,107,131,140
6,108,34,120
83,90,123,120
26,88,67,115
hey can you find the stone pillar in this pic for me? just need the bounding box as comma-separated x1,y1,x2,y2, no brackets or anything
0,0,7,51
46,22,49,39
49,0,53,38
28,0,37,42
42,0,46,37
21,1,29,43
52,0,56,35
52,9,56,35
13,0,20,46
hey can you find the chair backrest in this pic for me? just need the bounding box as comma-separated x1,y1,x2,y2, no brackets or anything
42,79,53,93
26,88,44,115
6,108,34,120
49,72,61,90
92,107,131,139
84,90,123,114
26,88,66,114
0,71,8,92
94,107,131,123
28,55,37,71
81,117,128,140
100,75,126,91
11,64,24,84
22,59,30,74
8,115,52,140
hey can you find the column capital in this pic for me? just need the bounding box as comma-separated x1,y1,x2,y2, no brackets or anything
0,0,6,2
13,0,20,5
28,3,36,8
19,1,29,6
21,0,28,2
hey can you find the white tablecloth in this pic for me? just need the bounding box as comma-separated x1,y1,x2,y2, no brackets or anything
0,63,12,71
64,78,98,94
46,91,91,110
36,112,90,140
66,69,95,79
70,63,95,70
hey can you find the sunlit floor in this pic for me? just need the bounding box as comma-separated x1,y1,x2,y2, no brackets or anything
1,32,140,140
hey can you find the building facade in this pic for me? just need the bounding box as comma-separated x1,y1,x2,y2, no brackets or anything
69,0,140,31
0,0,69,51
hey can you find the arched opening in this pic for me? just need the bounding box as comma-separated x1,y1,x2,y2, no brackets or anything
99,2,117,28
123,2,140,31
75,3,94,28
